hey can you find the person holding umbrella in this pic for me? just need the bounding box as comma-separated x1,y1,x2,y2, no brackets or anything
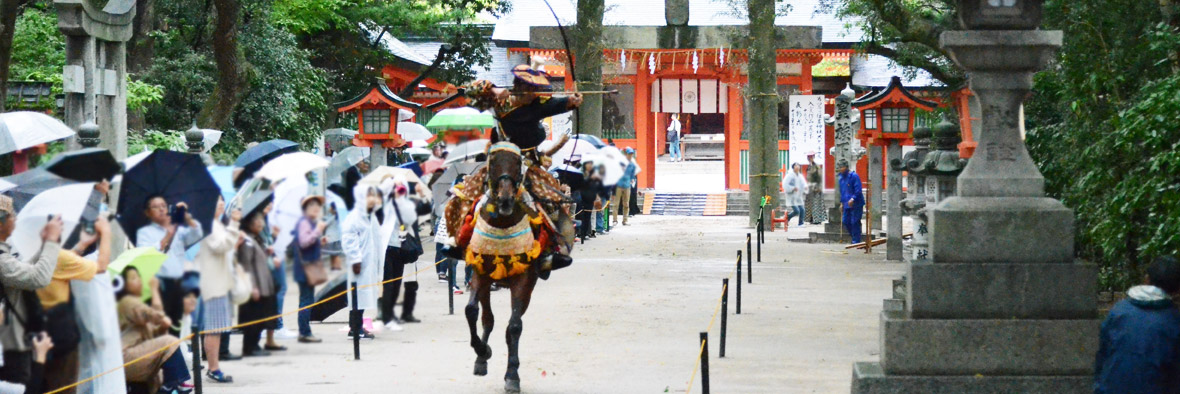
291,195,328,343
0,195,62,387
136,196,204,336
238,200,280,357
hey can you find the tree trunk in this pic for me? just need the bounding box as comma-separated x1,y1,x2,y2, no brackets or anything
127,0,155,74
746,0,779,226
0,0,22,112
574,0,604,137
198,0,247,129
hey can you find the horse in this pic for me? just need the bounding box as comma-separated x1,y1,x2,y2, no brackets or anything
457,141,571,393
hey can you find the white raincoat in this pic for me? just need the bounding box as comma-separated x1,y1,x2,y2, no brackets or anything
71,272,127,393
342,185,383,310
379,177,423,283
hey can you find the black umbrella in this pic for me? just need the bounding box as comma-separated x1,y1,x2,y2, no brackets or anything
240,189,273,220
117,150,220,245
310,274,348,322
42,148,121,182
1,168,76,211
233,139,298,187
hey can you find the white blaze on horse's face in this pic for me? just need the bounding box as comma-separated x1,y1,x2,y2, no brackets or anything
486,143,525,219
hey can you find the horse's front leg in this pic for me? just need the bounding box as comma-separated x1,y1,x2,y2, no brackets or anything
467,275,492,376
504,273,538,393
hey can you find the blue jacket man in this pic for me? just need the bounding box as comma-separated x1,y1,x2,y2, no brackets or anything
837,160,864,244
1095,256,1180,394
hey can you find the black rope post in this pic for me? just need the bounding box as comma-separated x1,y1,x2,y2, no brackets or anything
746,233,753,284
757,218,763,263
350,282,361,360
448,264,455,315
191,329,202,394
700,331,710,394
735,250,742,315
720,278,728,358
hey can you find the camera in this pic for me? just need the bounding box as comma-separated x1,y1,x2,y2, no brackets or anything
169,204,187,226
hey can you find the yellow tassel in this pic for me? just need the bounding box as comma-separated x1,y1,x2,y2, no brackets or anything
490,263,508,280
486,204,495,213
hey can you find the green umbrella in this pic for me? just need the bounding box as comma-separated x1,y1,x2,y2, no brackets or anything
425,107,495,131
109,247,168,302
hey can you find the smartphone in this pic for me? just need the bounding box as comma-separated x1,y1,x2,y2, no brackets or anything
170,205,187,225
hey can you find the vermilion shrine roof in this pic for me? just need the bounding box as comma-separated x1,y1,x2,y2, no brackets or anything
851,76,938,111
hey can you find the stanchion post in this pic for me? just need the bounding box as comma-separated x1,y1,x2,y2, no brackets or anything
756,218,763,262
448,265,455,315
350,282,361,360
720,278,728,358
735,250,742,315
746,233,752,284
700,331,710,394
191,330,202,394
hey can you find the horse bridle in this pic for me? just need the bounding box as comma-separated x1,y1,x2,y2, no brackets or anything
485,142,528,199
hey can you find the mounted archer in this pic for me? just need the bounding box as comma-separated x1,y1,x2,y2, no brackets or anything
442,65,581,274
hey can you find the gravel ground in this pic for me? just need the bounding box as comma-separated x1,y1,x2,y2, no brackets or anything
206,215,903,394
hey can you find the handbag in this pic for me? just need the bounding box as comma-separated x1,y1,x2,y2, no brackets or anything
43,297,80,360
391,202,423,263
229,261,253,306
290,241,328,287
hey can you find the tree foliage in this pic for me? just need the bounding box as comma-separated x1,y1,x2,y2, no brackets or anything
819,0,963,87
1026,0,1180,291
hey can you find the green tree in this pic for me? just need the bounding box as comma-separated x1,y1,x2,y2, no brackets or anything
818,0,963,87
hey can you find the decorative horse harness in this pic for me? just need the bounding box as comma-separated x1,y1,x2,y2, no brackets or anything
453,142,561,280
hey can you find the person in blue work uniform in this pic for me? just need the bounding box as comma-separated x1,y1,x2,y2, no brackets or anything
1094,256,1180,394
837,160,864,244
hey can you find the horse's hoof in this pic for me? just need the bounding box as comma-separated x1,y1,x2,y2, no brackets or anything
474,360,488,376
505,378,521,393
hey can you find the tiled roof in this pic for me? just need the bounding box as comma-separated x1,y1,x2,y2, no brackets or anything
849,54,943,88
378,32,433,66
492,0,863,44
403,40,516,86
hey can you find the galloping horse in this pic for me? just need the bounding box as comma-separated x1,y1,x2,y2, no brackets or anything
449,142,573,392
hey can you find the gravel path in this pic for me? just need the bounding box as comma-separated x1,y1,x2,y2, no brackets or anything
207,216,902,394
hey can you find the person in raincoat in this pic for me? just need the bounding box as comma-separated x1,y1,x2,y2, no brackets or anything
341,185,384,339
378,177,424,330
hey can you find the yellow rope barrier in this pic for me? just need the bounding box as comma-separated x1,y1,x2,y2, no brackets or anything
686,275,730,394
47,258,448,394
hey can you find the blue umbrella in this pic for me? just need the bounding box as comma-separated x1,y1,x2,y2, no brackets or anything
398,160,423,178
233,139,298,187
117,150,220,245
207,165,235,202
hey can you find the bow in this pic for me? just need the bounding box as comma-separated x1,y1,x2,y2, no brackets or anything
540,0,582,144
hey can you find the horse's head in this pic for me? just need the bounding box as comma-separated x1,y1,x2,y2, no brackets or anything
485,142,525,218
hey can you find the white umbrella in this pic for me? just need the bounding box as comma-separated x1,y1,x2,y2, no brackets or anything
10,182,95,259
0,178,16,193
360,166,423,188
268,177,309,255
202,129,223,153
406,147,430,157
398,108,415,122
255,152,330,182
597,146,630,168
581,152,624,187
326,146,368,186
0,112,75,155
550,139,598,167
397,122,433,141
444,139,490,164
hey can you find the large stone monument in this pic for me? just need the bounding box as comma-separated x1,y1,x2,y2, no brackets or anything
852,1,1099,391
809,85,865,243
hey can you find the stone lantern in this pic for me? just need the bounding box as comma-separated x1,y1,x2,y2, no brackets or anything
853,1,1099,391
890,125,931,262
918,118,967,206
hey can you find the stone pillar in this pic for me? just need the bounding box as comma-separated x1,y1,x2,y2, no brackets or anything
868,145,883,232
884,141,902,260
58,0,135,258
370,145,387,168
852,2,1098,391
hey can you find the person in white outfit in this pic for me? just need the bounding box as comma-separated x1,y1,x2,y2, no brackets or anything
667,114,682,162
378,177,424,331
782,163,808,227
342,185,384,339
